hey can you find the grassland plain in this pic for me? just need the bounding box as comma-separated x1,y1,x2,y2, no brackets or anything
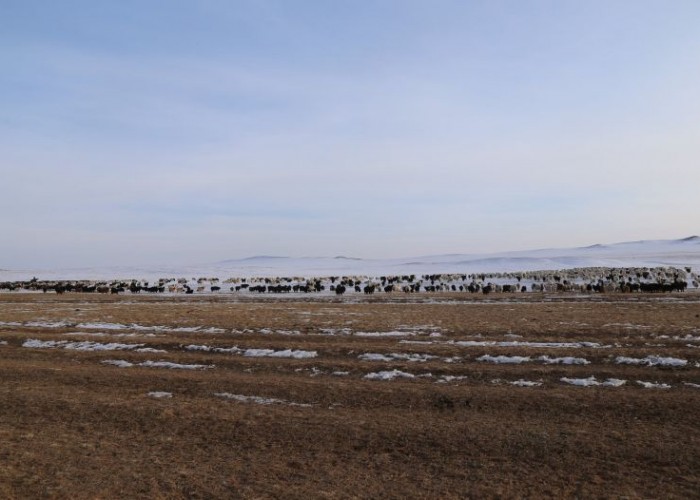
1,292,699,498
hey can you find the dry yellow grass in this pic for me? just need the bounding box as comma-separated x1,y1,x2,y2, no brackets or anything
1,292,699,498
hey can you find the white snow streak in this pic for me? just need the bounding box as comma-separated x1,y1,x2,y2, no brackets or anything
457,340,605,349
243,348,317,359
436,375,468,383
184,344,317,358
358,352,437,362
615,356,687,367
102,359,213,370
140,360,213,370
148,391,173,398
538,355,590,365
102,360,134,368
510,380,542,387
355,331,415,337
364,370,416,381
64,332,156,338
25,321,71,328
561,377,627,387
636,381,671,389
22,339,145,351
477,355,530,364
77,322,128,330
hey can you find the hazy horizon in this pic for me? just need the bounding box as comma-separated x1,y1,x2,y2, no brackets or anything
3,1,699,268
3,234,699,276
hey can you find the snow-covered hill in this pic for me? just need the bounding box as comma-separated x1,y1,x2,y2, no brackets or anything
2,237,699,281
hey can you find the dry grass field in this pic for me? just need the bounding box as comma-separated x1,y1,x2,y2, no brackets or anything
1,291,699,498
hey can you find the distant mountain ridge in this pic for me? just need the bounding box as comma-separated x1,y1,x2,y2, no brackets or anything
2,236,699,281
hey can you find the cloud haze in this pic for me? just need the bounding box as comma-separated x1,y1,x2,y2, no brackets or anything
2,1,699,268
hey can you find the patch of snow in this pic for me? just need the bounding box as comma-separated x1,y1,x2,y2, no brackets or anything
102,359,134,368
319,328,353,336
636,381,671,389
184,344,214,351
443,356,462,363
538,355,590,365
243,348,317,359
331,371,350,376
77,322,129,330
358,353,393,362
364,370,416,381
436,375,468,383
561,376,627,387
169,326,201,332
63,331,156,338
26,321,71,328
268,349,317,359
358,352,437,362
510,379,542,387
603,323,651,329
456,340,605,349
139,360,213,370
243,349,275,358
396,324,442,332
676,335,700,341
23,339,144,351
148,391,173,398
355,331,415,337
22,339,67,348
136,347,167,353
212,346,243,354
101,358,214,370
65,341,145,351
615,356,687,367
602,378,627,387
184,344,316,358
266,329,300,336
184,344,241,354
683,382,700,388
64,331,108,337
199,327,227,334
477,354,530,364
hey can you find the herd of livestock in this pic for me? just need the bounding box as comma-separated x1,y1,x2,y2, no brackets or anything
0,266,697,296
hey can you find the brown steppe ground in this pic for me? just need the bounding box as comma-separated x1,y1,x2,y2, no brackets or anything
1,292,699,498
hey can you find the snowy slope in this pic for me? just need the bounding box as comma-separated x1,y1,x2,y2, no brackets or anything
2,237,699,281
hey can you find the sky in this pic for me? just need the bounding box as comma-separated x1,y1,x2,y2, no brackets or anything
2,0,700,268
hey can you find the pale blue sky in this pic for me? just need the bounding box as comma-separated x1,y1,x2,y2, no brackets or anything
2,1,699,267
